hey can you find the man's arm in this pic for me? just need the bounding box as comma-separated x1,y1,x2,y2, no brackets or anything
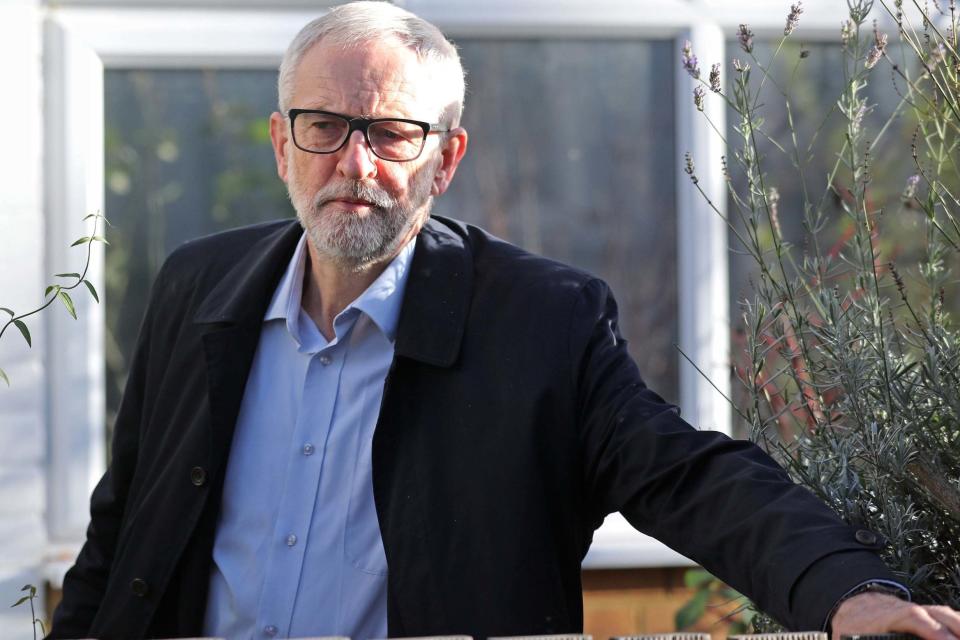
569,277,925,631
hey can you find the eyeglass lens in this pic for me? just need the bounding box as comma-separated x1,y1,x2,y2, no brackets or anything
293,112,425,160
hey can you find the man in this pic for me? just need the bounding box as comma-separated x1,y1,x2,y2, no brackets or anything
50,2,960,639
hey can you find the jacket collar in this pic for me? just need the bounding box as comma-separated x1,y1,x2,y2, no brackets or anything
193,216,472,368
394,216,472,367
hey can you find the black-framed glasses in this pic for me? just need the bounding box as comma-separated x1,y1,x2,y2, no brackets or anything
288,109,450,162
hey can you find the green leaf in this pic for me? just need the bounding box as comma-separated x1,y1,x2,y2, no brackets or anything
14,320,31,347
683,568,716,589
675,589,710,630
83,280,100,303
55,272,81,279
20,585,31,592
720,587,745,600
10,595,29,608
82,213,97,221
58,291,77,320
89,235,110,245
0,308,13,317
730,621,750,635
0,368,8,386
70,236,91,247
45,285,60,298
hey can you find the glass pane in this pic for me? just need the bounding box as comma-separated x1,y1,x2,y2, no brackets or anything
103,39,678,442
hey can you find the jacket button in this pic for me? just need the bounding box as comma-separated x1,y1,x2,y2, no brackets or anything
130,578,149,597
190,466,207,486
855,529,879,545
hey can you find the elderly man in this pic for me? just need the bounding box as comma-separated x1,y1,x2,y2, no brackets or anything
50,2,960,640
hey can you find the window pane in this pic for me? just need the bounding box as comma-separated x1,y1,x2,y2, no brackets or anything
103,40,677,440
104,69,285,437
449,39,678,403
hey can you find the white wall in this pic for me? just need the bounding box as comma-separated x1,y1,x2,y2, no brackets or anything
0,0,48,632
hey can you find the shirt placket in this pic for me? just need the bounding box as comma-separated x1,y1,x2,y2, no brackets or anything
255,341,347,638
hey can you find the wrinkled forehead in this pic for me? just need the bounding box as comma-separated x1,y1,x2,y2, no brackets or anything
290,39,444,121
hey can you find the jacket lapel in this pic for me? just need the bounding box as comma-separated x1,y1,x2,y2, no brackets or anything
394,216,473,367
193,220,303,478
376,216,474,635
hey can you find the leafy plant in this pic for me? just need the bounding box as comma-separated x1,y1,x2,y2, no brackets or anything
675,568,754,634
678,0,960,630
0,212,108,385
11,584,45,640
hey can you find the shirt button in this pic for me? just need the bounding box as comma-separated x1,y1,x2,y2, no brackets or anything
319,354,332,366
302,443,315,456
286,533,298,547
263,625,278,637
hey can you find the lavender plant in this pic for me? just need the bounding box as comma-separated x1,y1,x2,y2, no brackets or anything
679,0,960,630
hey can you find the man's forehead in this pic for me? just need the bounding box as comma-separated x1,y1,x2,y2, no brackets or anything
292,40,438,117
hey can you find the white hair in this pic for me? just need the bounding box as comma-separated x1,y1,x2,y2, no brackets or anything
278,1,466,127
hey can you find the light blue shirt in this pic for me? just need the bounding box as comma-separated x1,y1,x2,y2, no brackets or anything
203,233,416,640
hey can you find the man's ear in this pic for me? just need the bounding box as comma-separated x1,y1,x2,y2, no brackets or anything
270,111,290,182
431,127,468,196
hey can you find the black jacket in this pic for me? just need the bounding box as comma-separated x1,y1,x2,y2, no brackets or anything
51,216,896,639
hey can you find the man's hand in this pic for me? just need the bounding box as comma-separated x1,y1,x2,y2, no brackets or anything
832,592,960,640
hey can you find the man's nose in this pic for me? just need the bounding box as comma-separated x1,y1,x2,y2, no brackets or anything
336,130,378,179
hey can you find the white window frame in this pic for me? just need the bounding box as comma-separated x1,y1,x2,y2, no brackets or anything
43,0,875,581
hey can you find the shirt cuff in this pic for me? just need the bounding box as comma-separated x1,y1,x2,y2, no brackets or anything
823,579,912,632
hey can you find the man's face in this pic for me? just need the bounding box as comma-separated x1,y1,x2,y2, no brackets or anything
270,39,467,271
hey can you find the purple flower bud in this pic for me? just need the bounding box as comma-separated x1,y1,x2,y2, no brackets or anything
903,174,921,200
694,85,706,111
785,2,803,35
709,63,721,93
682,40,700,79
841,20,854,47
737,24,754,53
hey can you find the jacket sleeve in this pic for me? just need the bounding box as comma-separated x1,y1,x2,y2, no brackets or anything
571,277,898,631
48,265,168,639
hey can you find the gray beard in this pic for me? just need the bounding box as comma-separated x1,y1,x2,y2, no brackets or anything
290,174,433,272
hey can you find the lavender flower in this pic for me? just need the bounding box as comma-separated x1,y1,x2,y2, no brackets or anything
852,103,868,130
694,85,706,111
866,26,888,69
841,20,854,47
784,3,803,35
684,152,698,184
733,58,749,73
767,187,783,240
929,43,947,71
709,63,721,93
903,174,921,200
682,40,700,79
737,24,755,53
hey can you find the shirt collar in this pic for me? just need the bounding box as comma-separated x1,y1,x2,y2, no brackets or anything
264,231,416,344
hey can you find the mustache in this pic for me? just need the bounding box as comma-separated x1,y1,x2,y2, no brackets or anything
313,180,396,210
